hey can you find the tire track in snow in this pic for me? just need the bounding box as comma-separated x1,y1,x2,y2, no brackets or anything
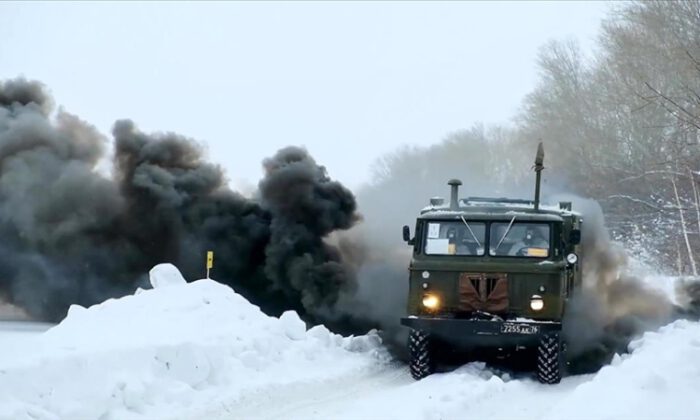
200,362,409,420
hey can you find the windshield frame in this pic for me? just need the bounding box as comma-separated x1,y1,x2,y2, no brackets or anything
419,219,553,259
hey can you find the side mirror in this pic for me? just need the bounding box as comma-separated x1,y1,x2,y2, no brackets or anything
569,229,581,245
402,225,411,243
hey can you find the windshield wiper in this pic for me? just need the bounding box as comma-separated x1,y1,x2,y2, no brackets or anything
494,215,516,252
460,215,482,248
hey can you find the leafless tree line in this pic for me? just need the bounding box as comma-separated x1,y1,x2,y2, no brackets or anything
364,1,700,275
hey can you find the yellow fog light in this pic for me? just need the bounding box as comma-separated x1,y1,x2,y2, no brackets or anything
422,294,440,310
530,295,544,311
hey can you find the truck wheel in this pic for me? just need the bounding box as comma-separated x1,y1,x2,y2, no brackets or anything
408,329,435,380
536,333,562,384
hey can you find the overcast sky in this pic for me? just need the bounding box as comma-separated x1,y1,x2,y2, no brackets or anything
0,1,608,190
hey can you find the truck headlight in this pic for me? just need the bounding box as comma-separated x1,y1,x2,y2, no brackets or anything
530,295,544,311
566,253,578,264
422,294,440,310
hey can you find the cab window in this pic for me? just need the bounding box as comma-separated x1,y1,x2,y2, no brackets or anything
424,221,486,256
489,222,550,257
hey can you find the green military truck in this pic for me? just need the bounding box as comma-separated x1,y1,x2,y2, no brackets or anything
400,144,582,384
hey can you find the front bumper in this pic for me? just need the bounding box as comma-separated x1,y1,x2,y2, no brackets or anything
401,316,561,347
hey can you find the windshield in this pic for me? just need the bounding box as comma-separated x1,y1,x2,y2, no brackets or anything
489,222,550,257
424,221,486,256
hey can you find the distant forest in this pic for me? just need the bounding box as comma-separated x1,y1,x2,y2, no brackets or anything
360,1,700,275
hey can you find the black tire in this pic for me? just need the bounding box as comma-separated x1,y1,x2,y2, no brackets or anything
408,329,435,380
536,333,563,384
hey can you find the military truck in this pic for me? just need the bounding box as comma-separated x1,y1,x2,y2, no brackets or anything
400,143,582,384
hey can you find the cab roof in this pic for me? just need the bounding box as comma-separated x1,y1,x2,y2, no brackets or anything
418,197,580,223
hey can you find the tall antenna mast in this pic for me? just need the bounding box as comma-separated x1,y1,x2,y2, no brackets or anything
534,142,544,211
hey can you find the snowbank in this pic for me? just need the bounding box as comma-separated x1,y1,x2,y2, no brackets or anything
0,264,386,420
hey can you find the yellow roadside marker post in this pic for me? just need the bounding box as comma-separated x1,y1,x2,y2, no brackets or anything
206,251,214,279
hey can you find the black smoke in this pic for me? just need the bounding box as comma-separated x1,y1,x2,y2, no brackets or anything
0,78,361,325
259,146,359,316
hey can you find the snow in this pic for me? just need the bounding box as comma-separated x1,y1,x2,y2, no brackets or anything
420,209,468,216
251,320,700,420
278,311,306,341
149,263,186,288
0,322,52,371
0,266,387,420
2,266,700,420
512,317,538,323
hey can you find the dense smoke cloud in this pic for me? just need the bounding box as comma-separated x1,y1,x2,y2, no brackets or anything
260,146,359,315
0,78,360,324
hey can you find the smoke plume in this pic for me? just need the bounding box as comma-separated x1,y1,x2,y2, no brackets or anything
0,78,359,324
259,146,359,316
559,197,680,372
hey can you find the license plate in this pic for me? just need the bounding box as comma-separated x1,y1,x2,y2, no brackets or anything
501,323,539,334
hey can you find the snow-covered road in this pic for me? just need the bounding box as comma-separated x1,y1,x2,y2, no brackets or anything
0,321,53,362
0,321,52,336
200,363,411,420
210,365,588,420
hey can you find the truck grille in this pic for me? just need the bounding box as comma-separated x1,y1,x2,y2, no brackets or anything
469,276,500,297
459,273,508,313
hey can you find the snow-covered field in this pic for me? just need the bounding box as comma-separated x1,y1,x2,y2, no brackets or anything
1,265,699,420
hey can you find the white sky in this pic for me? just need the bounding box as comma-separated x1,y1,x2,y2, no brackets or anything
0,1,608,190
